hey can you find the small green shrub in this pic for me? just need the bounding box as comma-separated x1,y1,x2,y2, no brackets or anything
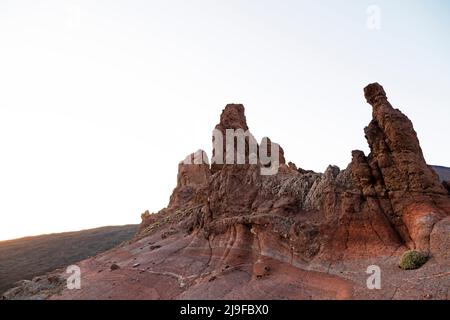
399,250,428,270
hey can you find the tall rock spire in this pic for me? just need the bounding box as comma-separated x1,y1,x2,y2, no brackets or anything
211,104,258,174
351,83,449,251
363,83,444,194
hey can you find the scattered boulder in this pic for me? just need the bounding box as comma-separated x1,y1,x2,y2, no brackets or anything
110,263,120,271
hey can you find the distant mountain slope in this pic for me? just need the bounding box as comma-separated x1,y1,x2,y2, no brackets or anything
431,165,450,182
0,225,138,294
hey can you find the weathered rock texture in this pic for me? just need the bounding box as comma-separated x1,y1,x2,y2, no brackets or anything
351,84,450,253
5,84,449,300
211,104,253,174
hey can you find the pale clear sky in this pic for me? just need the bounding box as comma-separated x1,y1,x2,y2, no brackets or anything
1,0,449,241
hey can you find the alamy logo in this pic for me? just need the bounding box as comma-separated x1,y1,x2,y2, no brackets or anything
183,129,281,175
366,5,382,30
66,265,81,290
366,265,381,290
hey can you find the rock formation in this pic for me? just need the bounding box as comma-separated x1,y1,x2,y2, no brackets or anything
5,84,449,300
351,83,450,253
211,104,253,174
140,83,449,261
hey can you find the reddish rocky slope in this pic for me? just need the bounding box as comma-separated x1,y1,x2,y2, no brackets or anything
3,83,449,300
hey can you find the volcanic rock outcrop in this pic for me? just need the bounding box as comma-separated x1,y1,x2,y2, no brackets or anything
140,84,449,261
352,84,450,253
4,83,449,300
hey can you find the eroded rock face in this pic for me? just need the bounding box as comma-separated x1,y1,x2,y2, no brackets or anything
430,216,450,263
138,85,449,263
136,85,448,269
168,150,210,208
139,150,210,236
351,83,449,251
211,104,255,174
210,104,285,175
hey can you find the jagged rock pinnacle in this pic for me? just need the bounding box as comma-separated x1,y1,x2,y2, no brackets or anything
364,82,388,105
216,104,249,131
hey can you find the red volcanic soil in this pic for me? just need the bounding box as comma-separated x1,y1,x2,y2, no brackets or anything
3,83,449,300
43,227,448,300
